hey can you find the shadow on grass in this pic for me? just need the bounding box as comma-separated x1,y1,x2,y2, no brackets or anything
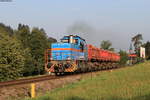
34,94,150,100
130,94,150,100
66,96,85,100
65,94,150,100
38,96,52,100
38,96,85,100
105,94,150,100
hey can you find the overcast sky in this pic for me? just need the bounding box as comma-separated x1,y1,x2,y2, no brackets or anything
0,0,150,51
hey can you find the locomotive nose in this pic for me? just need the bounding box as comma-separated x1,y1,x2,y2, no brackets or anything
64,63,71,68
47,63,53,68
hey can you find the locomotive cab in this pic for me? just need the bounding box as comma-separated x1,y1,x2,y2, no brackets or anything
60,35,87,59
61,35,86,51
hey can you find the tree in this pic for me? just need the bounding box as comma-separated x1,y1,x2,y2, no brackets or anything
100,40,114,51
14,24,57,76
143,41,150,59
21,48,35,76
119,50,128,66
47,37,57,48
29,28,49,74
0,23,57,79
14,24,35,76
0,23,14,36
132,34,143,55
0,33,25,81
15,24,31,48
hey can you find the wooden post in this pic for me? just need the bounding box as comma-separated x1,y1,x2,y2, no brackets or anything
31,83,35,98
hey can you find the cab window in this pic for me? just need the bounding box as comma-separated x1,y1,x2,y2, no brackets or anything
61,39,69,43
80,42,84,52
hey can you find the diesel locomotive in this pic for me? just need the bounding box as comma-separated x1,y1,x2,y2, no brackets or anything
45,35,120,74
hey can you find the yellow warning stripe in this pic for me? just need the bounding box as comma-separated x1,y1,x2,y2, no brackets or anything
65,62,77,72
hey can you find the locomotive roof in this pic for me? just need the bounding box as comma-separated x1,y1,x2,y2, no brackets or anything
61,35,85,41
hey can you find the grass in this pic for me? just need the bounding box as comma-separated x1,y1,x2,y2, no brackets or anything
25,61,150,100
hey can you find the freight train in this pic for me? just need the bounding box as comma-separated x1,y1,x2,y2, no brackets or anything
45,35,120,75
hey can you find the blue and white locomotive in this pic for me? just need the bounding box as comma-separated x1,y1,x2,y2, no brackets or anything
45,35,87,74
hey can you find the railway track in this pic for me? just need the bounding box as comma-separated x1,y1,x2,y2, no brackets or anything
0,75,60,87
0,66,126,88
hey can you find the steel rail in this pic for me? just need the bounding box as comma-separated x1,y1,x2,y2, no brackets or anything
0,75,60,87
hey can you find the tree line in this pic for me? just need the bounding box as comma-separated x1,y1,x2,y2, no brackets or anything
132,34,150,59
0,23,57,81
100,34,150,66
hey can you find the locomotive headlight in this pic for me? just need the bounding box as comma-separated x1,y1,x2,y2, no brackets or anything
50,57,53,60
67,57,71,60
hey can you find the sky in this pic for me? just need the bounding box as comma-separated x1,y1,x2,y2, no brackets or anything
0,0,150,51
